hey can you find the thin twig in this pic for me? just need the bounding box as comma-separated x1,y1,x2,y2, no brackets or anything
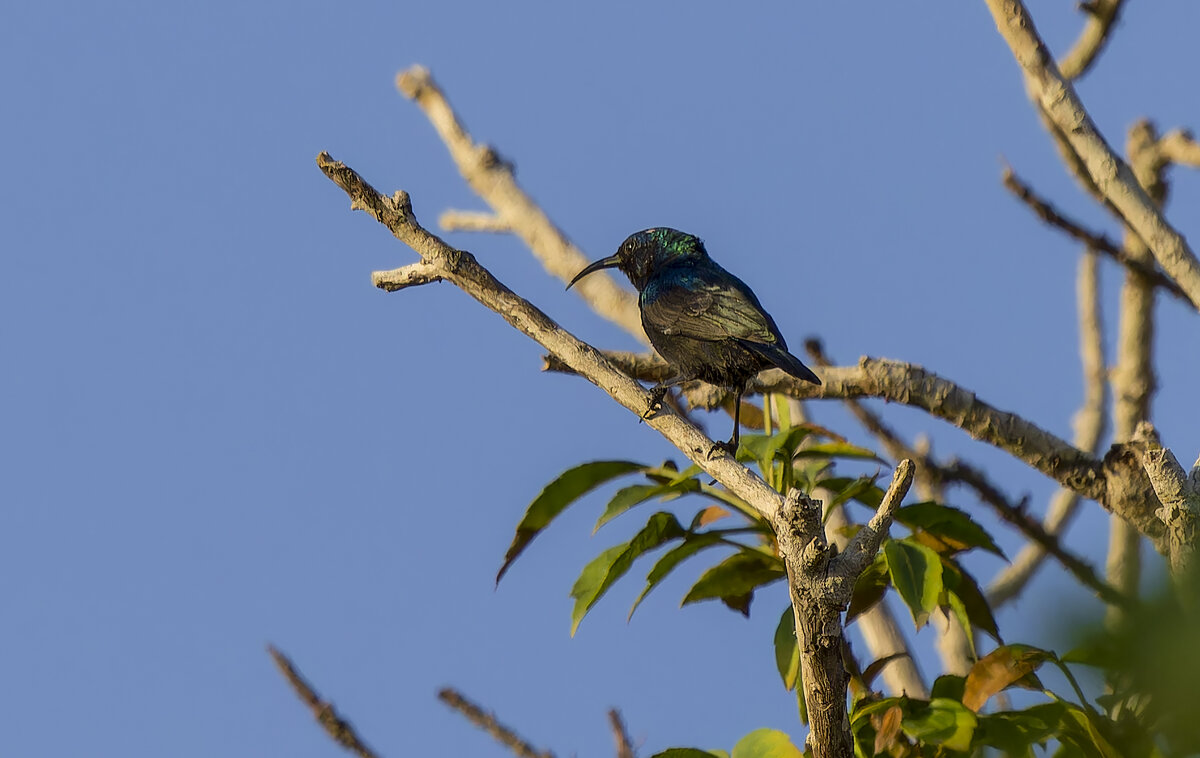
1057,0,1127,81
395,66,647,343
268,646,383,758
438,689,555,758
1159,129,1200,168
1001,167,1188,301
983,0,1200,310
373,261,443,291
939,461,1132,609
842,461,916,575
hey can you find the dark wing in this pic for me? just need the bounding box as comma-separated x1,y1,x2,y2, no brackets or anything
642,270,822,386
641,274,781,345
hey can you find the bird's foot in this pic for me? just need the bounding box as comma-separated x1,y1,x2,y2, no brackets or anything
642,386,669,422
706,439,739,460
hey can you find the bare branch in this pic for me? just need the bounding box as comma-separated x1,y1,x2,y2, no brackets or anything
775,461,915,758
268,646,383,758
438,689,555,758
842,461,915,577
1001,167,1189,302
439,210,512,233
1158,129,1200,168
317,152,788,523
983,0,1200,310
372,261,443,291
1057,0,1127,80
543,351,673,383
823,501,929,697
395,66,647,343
549,348,1167,547
608,709,635,758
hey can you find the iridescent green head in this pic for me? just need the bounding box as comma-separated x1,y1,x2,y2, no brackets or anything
567,228,708,291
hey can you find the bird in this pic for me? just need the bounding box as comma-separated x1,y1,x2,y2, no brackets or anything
567,227,820,455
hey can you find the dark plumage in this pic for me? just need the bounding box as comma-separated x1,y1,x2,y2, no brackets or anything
568,227,820,453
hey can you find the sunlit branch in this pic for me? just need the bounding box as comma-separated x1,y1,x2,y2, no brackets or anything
983,0,1200,310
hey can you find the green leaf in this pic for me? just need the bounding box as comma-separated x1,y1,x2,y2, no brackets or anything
824,475,883,512
895,501,1006,558
1060,703,1123,758
901,697,978,753
650,750,725,758
595,476,701,531
846,553,889,624
975,703,1065,757
569,512,685,635
793,440,885,463
882,539,943,629
498,460,645,583
819,477,885,510
931,674,966,702
731,728,804,758
740,426,815,468
941,558,1001,642
851,696,906,730
774,605,800,691
945,590,976,658
628,532,726,620
595,484,661,529
682,549,785,617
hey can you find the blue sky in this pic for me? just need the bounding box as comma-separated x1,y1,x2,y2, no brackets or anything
3,2,1198,756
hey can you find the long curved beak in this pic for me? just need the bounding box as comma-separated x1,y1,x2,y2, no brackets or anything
566,254,621,290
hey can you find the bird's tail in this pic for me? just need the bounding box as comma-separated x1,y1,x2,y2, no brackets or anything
739,340,821,385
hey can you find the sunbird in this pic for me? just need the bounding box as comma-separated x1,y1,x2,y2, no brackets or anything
568,228,820,454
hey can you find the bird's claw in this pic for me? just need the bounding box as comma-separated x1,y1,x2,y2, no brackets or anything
642,386,669,422
706,439,739,460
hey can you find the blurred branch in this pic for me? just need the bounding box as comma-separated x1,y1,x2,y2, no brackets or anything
1104,120,1175,624
983,0,1200,310
1057,0,1127,81
395,65,647,343
438,689,555,758
939,460,1132,609
1001,167,1189,302
608,709,635,758
268,646,383,758
776,461,915,758
439,210,512,233
990,249,1109,605
318,152,790,524
1158,129,1200,167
